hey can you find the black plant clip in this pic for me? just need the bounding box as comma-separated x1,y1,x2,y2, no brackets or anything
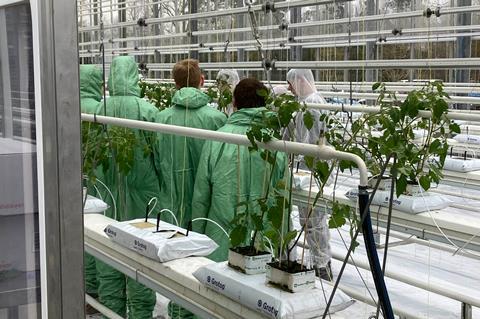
155,212,161,232
134,46,139,51
263,1,275,13
262,58,276,70
378,36,387,43
392,28,402,36
199,43,205,48
209,46,214,51
137,17,148,27
144,202,150,222
424,7,441,18
139,62,148,73
278,21,289,31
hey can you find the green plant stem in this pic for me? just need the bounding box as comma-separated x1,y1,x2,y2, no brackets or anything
249,150,278,249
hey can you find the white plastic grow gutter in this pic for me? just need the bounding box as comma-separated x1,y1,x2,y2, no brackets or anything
329,250,480,309
81,113,369,186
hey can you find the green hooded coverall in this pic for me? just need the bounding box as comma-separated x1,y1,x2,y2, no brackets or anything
80,64,103,297
156,87,226,228
157,87,226,319
95,56,160,319
192,107,287,262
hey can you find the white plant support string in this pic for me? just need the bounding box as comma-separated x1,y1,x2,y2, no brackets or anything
84,176,117,221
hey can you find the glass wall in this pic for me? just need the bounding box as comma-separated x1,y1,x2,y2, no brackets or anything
0,2,41,318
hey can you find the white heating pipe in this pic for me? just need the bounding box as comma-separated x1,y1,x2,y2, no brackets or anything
306,103,480,122
78,0,348,32
78,23,480,47
78,35,463,55
78,4,480,33
375,226,480,261
319,91,480,105
81,113,369,186
135,58,480,71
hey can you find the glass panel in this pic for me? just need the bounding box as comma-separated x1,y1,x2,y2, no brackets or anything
0,2,41,319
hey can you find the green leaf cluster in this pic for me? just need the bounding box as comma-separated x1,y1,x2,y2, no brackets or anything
139,81,176,111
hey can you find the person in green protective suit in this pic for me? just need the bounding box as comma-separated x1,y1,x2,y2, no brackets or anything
95,56,160,319
156,59,226,228
192,78,287,262
80,64,103,302
157,60,226,319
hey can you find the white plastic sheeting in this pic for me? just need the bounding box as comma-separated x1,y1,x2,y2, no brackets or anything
83,195,109,214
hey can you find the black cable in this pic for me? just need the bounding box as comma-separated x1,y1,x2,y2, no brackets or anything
322,154,393,319
375,155,397,318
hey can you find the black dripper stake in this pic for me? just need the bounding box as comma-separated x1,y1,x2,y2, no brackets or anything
144,203,150,222
186,220,192,236
156,212,162,232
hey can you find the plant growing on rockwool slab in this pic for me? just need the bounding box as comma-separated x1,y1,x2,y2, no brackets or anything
241,90,355,269
366,81,459,196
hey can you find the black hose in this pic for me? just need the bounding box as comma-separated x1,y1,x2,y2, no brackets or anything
359,186,394,319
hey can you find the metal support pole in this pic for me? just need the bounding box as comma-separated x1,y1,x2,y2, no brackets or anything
290,7,302,62
189,0,198,60
455,0,472,109
365,0,377,82
462,303,472,319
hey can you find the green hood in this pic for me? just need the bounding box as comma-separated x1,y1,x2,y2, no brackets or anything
227,107,266,126
108,56,141,97
172,87,211,109
80,65,103,101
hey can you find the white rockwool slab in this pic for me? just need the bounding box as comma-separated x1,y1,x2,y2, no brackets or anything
193,262,354,319
104,218,218,262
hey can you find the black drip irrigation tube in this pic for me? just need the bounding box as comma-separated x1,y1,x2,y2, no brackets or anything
358,186,394,319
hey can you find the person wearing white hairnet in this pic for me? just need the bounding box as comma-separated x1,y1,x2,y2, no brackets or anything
285,69,332,281
215,69,240,116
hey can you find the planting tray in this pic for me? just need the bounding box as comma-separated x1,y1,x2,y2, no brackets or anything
194,262,354,319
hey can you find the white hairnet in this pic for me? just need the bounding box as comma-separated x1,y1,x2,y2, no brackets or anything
216,69,240,88
286,69,317,100
272,85,290,95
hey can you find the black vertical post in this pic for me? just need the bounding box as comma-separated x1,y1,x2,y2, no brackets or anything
290,7,302,62
190,0,199,60
455,0,472,109
365,0,377,82
358,186,394,319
